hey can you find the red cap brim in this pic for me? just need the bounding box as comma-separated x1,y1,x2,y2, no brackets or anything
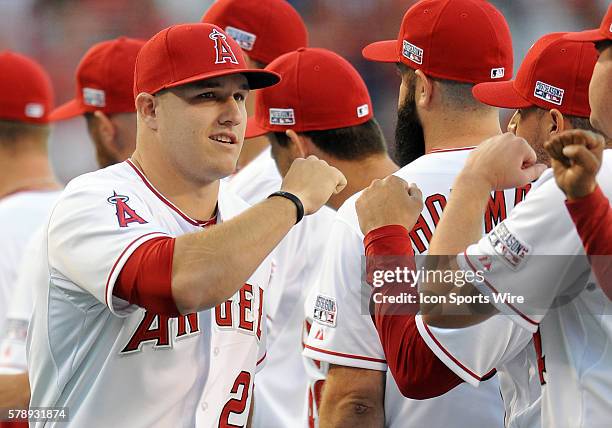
472,81,533,109
164,68,281,92
362,40,397,63
245,117,269,139
49,99,85,122
563,29,609,43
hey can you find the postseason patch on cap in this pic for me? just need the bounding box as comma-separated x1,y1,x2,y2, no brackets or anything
83,87,106,107
490,67,505,79
269,108,295,126
357,104,369,118
402,40,423,65
24,103,44,118
225,26,257,51
313,294,337,327
533,80,564,106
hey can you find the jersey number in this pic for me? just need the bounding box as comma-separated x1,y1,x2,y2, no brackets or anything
218,371,251,428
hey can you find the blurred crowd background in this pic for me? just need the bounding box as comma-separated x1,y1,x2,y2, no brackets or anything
0,0,608,183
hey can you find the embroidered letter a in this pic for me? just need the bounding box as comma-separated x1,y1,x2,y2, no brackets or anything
107,192,147,228
209,28,239,65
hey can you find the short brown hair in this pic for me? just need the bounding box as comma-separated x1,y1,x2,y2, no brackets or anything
0,119,50,149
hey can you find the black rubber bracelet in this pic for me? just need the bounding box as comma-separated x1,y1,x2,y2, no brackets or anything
268,191,304,224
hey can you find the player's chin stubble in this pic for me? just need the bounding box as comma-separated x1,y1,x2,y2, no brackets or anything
394,91,425,167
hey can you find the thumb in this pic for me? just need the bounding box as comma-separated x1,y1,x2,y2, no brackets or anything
562,145,599,173
521,163,547,183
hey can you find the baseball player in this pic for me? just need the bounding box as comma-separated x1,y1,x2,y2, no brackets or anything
357,13,612,428
242,47,397,427
0,51,61,422
303,1,519,426
0,37,144,421
26,23,345,428
202,0,308,175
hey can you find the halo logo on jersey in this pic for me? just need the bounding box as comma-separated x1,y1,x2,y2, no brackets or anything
488,223,531,270
533,80,564,106
313,294,337,327
209,28,239,65
402,40,423,65
225,26,257,51
490,67,505,79
269,108,296,125
107,192,147,228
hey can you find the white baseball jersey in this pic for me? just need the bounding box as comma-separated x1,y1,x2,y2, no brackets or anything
0,228,45,375
458,150,612,428
27,160,271,428
304,148,536,428
227,145,339,428
0,190,60,338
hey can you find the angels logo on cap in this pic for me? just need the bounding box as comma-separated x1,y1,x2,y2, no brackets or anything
209,28,239,65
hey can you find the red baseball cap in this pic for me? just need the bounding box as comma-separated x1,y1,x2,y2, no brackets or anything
0,51,53,124
50,37,144,122
134,24,280,98
246,48,373,138
362,0,513,84
564,4,612,43
473,33,597,118
201,0,308,65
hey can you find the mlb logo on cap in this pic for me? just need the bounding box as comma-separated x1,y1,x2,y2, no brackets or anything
402,40,423,65
357,104,369,118
533,80,564,106
225,26,257,51
491,68,505,79
269,108,296,125
25,103,44,118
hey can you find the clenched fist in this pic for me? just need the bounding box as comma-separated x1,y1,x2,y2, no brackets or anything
462,133,547,190
355,175,423,236
544,130,606,200
281,155,347,215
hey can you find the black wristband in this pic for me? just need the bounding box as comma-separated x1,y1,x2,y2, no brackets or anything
268,191,304,224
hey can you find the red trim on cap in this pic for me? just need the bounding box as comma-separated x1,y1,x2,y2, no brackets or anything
126,159,215,226
304,344,387,364
420,320,496,382
104,232,162,308
464,251,539,327
428,147,476,154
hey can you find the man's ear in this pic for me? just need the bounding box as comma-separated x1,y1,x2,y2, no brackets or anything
415,69,433,109
549,109,567,135
135,92,158,131
286,129,309,158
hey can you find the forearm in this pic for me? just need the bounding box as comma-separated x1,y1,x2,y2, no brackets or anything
0,373,30,410
422,173,496,325
318,366,384,428
172,196,296,313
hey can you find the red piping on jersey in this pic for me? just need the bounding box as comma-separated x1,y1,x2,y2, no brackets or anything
420,320,496,382
257,352,267,366
304,344,387,365
464,252,539,327
126,159,215,227
104,232,165,308
427,146,476,154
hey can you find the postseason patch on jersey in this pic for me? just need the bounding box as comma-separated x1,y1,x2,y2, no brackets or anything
83,87,106,107
313,294,337,327
402,40,423,65
488,223,531,270
269,108,296,126
225,26,257,51
533,80,564,106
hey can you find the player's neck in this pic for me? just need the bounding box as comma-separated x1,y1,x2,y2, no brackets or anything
0,150,60,199
129,153,219,222
326,154,399,210
423,111,502,153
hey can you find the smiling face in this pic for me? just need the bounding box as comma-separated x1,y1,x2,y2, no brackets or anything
153,74,249,183
589,42,612,138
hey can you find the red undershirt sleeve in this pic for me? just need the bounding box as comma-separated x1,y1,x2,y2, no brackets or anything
114,236,180,317
364,225,464,399
565,185,612,299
